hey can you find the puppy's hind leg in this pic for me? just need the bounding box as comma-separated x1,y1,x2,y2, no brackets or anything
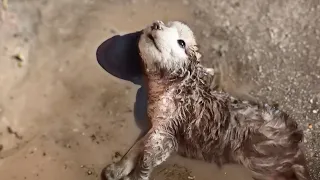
124,129,178,180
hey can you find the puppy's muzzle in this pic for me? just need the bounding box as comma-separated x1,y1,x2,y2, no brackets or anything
151,20,164,30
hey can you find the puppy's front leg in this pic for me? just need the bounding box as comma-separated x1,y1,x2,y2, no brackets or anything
104,135,146,180
125,129,178,180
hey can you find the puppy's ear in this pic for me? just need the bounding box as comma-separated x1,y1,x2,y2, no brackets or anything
195,51,202,62
187,45,202,62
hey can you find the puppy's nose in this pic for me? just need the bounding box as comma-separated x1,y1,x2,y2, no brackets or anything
151,21,164,30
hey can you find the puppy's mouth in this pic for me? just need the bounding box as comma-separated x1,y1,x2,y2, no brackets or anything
147,34,161,52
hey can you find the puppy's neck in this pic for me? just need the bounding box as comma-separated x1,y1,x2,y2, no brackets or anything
142,66,174,97
140,56,189,102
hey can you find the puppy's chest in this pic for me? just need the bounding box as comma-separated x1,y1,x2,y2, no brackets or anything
147,89,177,121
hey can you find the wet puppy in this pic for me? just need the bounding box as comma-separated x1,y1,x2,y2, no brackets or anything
104,20,310,180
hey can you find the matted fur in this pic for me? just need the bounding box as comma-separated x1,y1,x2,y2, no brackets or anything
104,21,311,180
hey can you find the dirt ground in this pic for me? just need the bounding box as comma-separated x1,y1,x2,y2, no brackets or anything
0,0,319,180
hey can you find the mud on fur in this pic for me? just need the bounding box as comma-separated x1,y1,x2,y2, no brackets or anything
103,20,311,180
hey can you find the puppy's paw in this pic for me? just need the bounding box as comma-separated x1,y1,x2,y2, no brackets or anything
104,163,124,180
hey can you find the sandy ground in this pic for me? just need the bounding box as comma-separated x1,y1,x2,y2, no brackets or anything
0,0,319,180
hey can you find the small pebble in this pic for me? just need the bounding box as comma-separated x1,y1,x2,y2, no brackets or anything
13,53,24,62
114,151,122,158
310,151,315,157
87,170,93,175
315,122,320,128
110,29,117,34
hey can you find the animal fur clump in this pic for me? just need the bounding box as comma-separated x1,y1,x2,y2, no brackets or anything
104,20,311,180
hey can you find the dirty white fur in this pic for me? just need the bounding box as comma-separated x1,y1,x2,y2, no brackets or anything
138,21,199,71
103,21,310,180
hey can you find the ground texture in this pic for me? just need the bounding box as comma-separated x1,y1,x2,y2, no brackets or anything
0,0,319,180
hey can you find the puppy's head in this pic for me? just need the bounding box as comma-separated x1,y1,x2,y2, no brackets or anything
138,20,201,72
